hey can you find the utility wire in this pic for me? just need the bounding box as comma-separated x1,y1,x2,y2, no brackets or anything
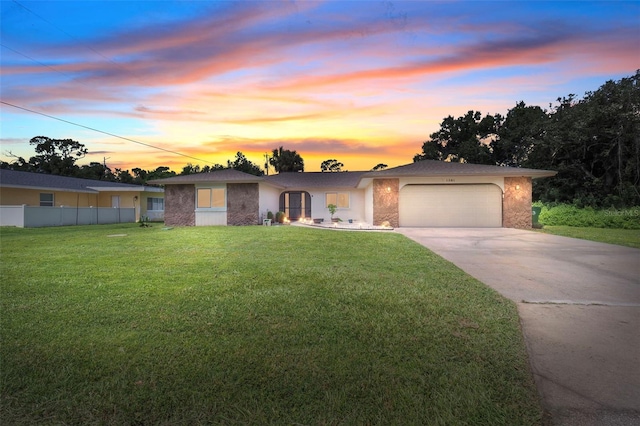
0,43,70,78
11,0,121,68
0,100,213,165
2,2,212,166
5,1,148,90
0,42,117,97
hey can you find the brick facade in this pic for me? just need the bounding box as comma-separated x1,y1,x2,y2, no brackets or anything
503,177,532,229
373,178,399,227
164,184,195,226
226,183,259,226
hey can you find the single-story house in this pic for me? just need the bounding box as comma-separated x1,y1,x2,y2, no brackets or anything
149,160,556,228
0,169,164,227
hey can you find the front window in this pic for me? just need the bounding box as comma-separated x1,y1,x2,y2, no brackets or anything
39,193,54,207
326,192,349,209
197,187,225,209
147,197,164,211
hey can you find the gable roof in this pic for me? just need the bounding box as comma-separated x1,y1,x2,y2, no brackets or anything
147,169,269,185
0,169,163,193
361,160,557,178
148,169,366,189
264,171,366,188
145,161,557,188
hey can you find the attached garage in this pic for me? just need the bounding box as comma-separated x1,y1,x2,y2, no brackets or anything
399,184,503,227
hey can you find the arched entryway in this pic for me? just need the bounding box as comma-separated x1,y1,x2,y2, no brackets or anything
279,191,311,221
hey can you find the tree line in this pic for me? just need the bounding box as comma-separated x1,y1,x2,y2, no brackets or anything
414,71,640,207
1,140,384,183
1,143,307,184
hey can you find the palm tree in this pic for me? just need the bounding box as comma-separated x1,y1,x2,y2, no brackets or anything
269,146,304,172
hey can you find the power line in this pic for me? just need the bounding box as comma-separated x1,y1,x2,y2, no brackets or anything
11,0,121,67
0,100,213,165
0,43,70,78
6,1,148,90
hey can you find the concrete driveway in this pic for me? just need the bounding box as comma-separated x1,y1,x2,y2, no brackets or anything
396,228,640,426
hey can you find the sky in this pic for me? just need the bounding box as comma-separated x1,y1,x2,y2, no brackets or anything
1,1,639,173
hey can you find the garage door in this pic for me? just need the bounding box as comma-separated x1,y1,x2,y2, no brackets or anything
399,184,502,227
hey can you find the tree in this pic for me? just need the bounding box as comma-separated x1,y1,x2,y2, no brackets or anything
181,163,202,175
269,146,304,172
8,136,87,176
146,166,176,182
414,111,498,165
492,102,547,167
320,159,344,172
114,168,135,183
227,152,264,176
77,162,114,181
371,163,388,171
528,71,640,207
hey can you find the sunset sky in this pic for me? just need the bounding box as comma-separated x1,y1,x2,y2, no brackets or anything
1,1,638,173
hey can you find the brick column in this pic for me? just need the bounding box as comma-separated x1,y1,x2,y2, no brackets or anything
503,177,532,228
373,178,399,227
227,183,259,225
164,184,195,226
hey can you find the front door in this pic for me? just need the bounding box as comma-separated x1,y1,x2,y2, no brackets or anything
280,191,311,221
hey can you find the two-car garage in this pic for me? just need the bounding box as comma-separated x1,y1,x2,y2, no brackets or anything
399,184,503,227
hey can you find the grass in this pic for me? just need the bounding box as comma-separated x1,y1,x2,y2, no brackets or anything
536,225,640,249
1,224,542,425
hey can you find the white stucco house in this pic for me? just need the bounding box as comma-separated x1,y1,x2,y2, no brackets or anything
149,160,556,229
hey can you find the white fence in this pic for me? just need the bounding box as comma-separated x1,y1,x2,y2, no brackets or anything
0,206,136,228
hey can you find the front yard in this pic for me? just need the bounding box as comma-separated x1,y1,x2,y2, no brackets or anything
1,224,542,425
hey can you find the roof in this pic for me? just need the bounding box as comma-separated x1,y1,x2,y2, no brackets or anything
148,169,365,189
145,161,557,188
0,169,163,193
361,160,557,178
147,169,268,185
264,171,366,188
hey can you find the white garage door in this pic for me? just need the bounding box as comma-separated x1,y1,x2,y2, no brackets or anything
399,184,502,227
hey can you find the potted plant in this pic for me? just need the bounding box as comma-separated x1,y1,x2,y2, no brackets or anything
328,204,341,223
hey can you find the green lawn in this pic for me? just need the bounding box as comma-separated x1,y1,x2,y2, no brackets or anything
1,224,542,425
536,225,640,249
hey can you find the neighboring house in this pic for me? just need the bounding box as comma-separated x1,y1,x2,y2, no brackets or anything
0,169,164,227
149,160,556,229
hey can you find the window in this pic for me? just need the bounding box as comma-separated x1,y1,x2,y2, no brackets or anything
147,197,164,211
39,193,54,207
326,192,349,208
197,187,225,209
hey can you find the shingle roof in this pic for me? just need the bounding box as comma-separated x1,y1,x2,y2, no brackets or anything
361,160,557,178
147,169,267,185
145,161,556,188
264,171,366,188
0,169,162,192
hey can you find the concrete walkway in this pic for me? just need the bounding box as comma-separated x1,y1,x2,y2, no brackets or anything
396,228,640,426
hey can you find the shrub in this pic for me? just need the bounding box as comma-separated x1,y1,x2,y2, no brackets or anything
534,202,640,229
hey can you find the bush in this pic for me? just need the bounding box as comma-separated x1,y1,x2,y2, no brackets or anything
534,202,640,229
